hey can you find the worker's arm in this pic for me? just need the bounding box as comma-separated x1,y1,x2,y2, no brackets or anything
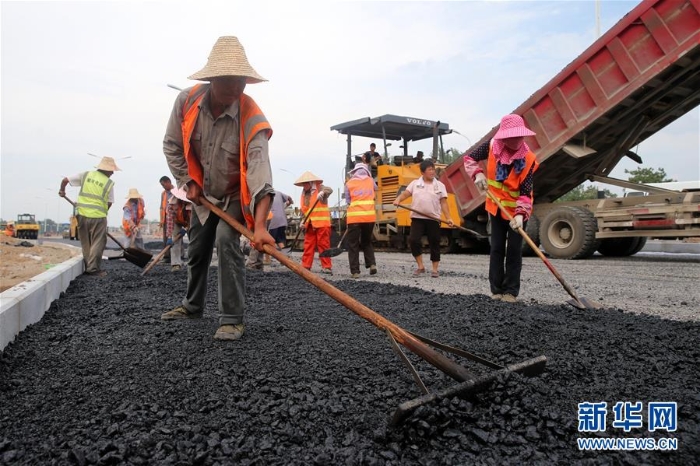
58,177,69,197
246,131,276,251
463,140,489,178
439,197,454,226
163,90,193,189
392,186,413,206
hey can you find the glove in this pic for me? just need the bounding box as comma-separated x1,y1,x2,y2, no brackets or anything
178,228,187,238
510,215,524,230
166,238,173,246
474,173,488,191
317,192,327,202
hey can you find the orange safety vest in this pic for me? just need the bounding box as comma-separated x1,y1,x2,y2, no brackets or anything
122,198,145,235
181,84,272,229
160,190,169,224
346,177,376,224
485,145,538,220
300,182,331,228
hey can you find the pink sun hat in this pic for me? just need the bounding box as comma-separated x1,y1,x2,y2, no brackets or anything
493,114,536,140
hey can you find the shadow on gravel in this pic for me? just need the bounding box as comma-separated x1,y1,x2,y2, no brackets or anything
1,261,698,465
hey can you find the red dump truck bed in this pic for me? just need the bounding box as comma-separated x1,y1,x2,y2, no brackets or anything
443,0,700,217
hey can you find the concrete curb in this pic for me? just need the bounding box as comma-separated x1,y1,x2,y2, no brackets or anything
0,255,84,351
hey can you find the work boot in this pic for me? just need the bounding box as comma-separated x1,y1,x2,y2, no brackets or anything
214,324,245,341
351,273,360,279
501,294,518,303
171,264,182,272
369,265,377,275
246,263,263,271
161,305,202,320
321,268,333,275
492,294,503,301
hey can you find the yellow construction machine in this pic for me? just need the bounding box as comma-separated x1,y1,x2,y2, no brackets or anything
11,214,40,239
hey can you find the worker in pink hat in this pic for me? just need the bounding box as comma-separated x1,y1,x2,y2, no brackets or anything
463,114,539,303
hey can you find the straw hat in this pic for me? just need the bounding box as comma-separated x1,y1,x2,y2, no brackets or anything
188,36,267,84
95,156,121,172
294,171,323,186
493,114,536,140
125,188,143,199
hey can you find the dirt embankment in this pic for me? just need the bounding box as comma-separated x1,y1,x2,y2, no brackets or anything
0,235,80,292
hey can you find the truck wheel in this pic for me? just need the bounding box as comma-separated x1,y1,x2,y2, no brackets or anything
522,215,540,256
539,206,598,259
597,237,647,257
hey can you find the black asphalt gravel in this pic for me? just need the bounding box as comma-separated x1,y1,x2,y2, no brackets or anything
1,260,698,465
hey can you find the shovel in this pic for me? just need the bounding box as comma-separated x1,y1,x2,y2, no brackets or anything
281,195,321,254
62,196,153,269
141,232,185,276
319,228,349,258
396,204,487,239
199,196,547,425
485,191,600,310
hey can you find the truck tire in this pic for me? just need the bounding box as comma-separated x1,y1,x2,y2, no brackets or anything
522,215,540,256
539,206,598,259
596,237,647,257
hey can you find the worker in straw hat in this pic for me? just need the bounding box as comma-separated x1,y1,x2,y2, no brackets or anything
59,156,120,277
161,36,276,341
122,188,146,250
463,114,539,303
295,171,334,274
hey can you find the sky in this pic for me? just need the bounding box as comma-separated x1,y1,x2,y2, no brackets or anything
1,0,698,228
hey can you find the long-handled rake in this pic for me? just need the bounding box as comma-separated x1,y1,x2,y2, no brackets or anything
396,204,487,239
200,196,547,425
141,231,185,276
485,191,601,310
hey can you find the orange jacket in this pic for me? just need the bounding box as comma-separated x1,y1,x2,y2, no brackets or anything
300,182,331,228
485,147,538,220
122,199,145,236
346,177,376,224
181,84,272,229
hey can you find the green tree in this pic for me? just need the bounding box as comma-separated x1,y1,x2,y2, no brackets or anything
557,184,617,202
624,167,675,183
430,147,463,164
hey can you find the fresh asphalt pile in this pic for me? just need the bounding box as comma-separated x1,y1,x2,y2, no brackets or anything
1,260,698,465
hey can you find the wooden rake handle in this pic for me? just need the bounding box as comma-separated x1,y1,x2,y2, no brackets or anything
141,232,185,276
484,190,583,304
396,204,482,237
288,195,322,252
199,196,475,383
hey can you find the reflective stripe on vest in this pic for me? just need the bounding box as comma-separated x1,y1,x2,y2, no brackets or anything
346,177,376,224
181,84,272,229
77,171,113,218
300,182,331,227
484,145,538,219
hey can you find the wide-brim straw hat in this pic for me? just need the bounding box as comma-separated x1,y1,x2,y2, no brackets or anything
493,114,536,140
188,36,267,84
95,156,121,172
294,171,323,186
125,188,143,199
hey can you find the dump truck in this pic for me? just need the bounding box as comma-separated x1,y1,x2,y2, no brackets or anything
437,0,700,258
12,214,40,239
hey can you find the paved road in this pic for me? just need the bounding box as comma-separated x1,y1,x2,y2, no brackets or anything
39,236,699,321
